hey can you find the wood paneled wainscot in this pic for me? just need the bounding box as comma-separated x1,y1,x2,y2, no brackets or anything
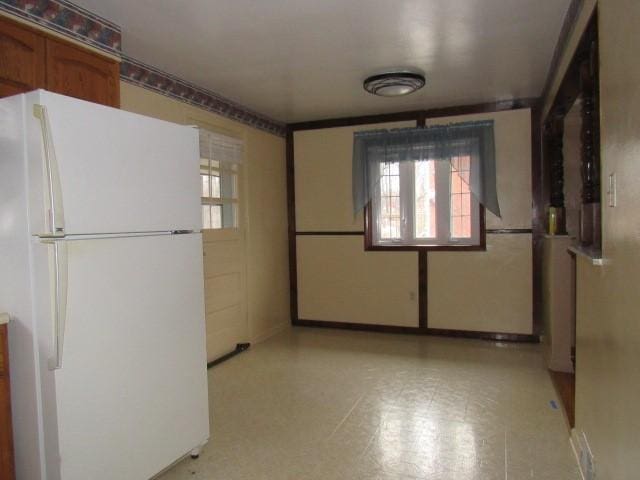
0,313,15,480
0,15,119,107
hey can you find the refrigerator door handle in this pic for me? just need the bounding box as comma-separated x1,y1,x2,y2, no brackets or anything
46,239,69,370
33,104,65,237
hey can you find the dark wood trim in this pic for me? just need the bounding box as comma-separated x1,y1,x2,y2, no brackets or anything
289,110,423,131
540,0,586,104
0,323,15,480
417,112,428,330
287,98,537,132
296,231,364,236
418,251,428,329
532,105,544,336
426,327,539,343
486,228,533,234
285,127,298,323
423,98,539,120
365,244,486,252
293,319,539,343
549,370,576,428
206,343,250,369
294,319,422,335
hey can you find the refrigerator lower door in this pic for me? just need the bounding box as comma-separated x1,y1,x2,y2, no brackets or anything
37,233,209,480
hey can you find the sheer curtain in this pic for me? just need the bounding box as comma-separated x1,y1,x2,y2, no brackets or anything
352,120,500,217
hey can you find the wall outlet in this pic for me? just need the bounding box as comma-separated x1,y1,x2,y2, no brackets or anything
408,291,416,301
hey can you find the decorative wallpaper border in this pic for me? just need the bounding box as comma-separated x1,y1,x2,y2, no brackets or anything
120,56,286,137
0,0,286,137
0,0,121,55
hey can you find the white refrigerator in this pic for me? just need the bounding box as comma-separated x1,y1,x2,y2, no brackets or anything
0,90,210,480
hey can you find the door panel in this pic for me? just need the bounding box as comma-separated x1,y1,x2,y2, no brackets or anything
202,228,248,361
25,91,201,235
0,16,45,98
45,38,119,107
45,234,208,480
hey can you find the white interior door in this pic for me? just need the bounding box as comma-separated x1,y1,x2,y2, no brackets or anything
202,228,248,361
26,90,201,236
44,233,208,480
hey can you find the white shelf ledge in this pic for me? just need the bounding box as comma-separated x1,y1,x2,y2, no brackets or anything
568,245,604,266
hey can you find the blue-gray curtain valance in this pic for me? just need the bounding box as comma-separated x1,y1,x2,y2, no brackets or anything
352,120,501,217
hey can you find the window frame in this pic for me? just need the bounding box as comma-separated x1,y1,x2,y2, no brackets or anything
201,162,240,230
364,159,486,252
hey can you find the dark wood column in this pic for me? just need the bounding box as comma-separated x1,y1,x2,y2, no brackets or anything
544,117,567,234
578,33,601,249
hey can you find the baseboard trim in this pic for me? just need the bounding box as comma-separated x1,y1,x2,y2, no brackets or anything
293,319,539,343
426,327,539,343
293,318,420,335
206,343,250,369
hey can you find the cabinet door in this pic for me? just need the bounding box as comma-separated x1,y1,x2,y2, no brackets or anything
0,16,46,97
46,38,120,107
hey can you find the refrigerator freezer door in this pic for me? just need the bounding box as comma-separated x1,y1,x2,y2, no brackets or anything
25,90,201,236
36,233,209,480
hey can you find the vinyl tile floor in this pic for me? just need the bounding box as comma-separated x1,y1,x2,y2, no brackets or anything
157,327,580,480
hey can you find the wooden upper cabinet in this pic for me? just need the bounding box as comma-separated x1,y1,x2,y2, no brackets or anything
46,38,120,107
0,16,46,97
0,16,120,108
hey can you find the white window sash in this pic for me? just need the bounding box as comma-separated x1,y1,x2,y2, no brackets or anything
373,159,480,246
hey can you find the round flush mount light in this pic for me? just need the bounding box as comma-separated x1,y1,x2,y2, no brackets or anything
363,71,426,97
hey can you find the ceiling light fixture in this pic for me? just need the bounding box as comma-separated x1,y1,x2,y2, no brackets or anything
363,71,426,97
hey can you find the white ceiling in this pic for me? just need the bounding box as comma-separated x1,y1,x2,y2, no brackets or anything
76,0,571,123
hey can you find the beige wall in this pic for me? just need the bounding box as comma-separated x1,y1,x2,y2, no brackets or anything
541,235,574,372
426,109,532,334
559,1,640,478
120,82,289,355
542,0,598,119
297,236,418,326
293,110,533,333
294,121,415,231
428,234,532,333
544,1,640,477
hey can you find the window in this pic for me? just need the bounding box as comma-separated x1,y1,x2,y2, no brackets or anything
370,155,482,248
200,130,243,230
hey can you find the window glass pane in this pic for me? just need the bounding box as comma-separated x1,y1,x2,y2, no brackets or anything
211,205,222,229
221,203,237,228
202,205,211,229
211,174,221,198
414,161,437,238
378,161,401,240
201,174,210,198
200,158,210,174
450,156,472,239
220,170,237,199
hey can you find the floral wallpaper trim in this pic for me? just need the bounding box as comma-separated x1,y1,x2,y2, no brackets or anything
0,0,285,137
120,55,286,138
0,0,121,55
